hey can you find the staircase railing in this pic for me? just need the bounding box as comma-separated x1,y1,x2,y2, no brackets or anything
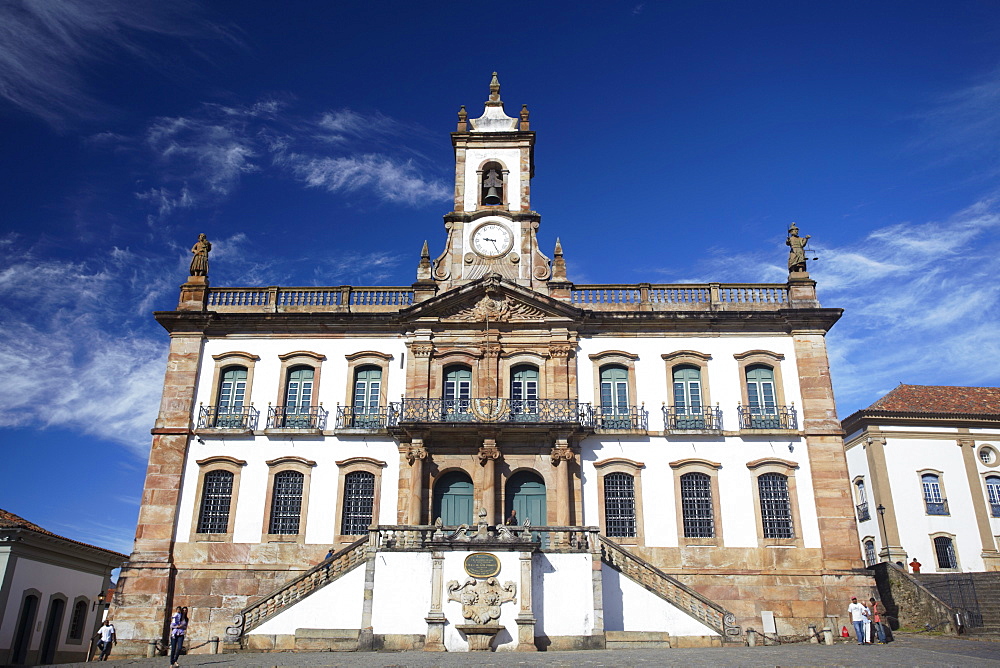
228,536,370,638
598,535,737,637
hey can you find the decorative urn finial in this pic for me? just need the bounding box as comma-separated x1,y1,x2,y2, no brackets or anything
487,72,502,106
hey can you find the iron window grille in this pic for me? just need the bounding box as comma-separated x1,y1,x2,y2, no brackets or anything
864,540,877,567
268,471,304,534
680,472,715,538
933,536,957,569
196,470,234,533
922,474,948,515
737,404,797,430
603,472,637,538
68,601,87,640
341,471,375,535
758,473,794,539
856,502,870,522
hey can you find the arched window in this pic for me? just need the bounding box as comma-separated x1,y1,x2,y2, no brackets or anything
673,365,704,428
480,161,505,205
680,472,714,538
603,472,636,538
758,472,793,538
352,365,383,427
197,470,235,533
11,593,39,664
855,479,870,521
268,470,304,534
745,364,777,427
341,471,375,535
600,365,631,429
934,536,957,569
216,365,248,427
864,539,877,566
510,365,539,420
921,473,947,515
433,471,475,526
279,366,314,427
68,599,88,640
443,365,472,421
506,471,546,527
986,475,1000,518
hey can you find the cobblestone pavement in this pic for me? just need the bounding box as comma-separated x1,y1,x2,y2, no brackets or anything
54,635,1000,668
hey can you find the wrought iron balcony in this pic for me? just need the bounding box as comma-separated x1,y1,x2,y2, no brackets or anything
662,405,723,431
595,405,647,431
197,405,259,430
924,499,949,516
736,404,798,430
856,502,870,522
991,502,1000,518
393,398,593,426
335,405,396,430
267,405,327,430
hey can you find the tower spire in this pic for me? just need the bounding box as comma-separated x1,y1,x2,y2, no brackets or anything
487,71,502,106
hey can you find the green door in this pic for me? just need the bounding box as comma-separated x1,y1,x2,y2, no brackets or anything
433,472,474,526
507,471,547,527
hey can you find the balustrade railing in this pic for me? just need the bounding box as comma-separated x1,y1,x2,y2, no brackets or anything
335,405,395,429
856,502,870,522
197,405,259,430
370,525,597,552
267,405,327,430
736,404,798,430
925,499,949,516
570,283,788,310
662,405,723,431
206,286,413,312
595,405,648,431
393,398,593,426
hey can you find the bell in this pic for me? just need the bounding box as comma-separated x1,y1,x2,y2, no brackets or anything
484,187,500,204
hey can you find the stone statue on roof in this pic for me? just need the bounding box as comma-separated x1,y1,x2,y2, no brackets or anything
786,223,811,273
189,233,211,276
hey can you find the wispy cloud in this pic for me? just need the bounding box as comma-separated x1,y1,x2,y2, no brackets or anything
120,100,451,217
0,0,231,126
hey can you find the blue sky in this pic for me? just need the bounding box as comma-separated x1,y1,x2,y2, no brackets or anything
1,0,999,556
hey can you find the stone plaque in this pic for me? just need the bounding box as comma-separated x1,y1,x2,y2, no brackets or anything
464,552,501,578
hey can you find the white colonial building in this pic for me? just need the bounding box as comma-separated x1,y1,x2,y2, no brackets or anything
111,74,870,655
0,509,125,665
843,384,1000,574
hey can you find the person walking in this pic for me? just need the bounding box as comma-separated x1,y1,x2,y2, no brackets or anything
869,597,887,643
848,596,870,644
94,619,116,661
169,606,188,667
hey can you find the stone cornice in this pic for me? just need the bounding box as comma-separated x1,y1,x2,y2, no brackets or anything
842,409,1000,435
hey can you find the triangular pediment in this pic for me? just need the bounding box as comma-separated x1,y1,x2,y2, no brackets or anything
403,275,580,323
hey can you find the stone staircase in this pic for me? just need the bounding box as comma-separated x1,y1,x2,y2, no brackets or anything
916,572,1000,636
597,536,740,642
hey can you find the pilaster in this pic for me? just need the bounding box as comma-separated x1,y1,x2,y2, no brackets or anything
424,551,447,651
957,438,1000,569
550,438,574,526
478,440,500,524
515,551,537,651
863,434,908,564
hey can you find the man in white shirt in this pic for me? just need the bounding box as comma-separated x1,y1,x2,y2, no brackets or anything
95,619,116,661
848,596,870,644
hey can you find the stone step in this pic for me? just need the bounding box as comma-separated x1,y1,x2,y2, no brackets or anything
293,628,361,652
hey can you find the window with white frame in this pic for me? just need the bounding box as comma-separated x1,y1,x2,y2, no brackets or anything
341,471,376,535
197,470,234,533
933,535,957,569
986,475,1000,518
758,472,794,539
268,470,304,535
603,472,637,538
921,473,948,515
680,472,714,538
864,538,877,566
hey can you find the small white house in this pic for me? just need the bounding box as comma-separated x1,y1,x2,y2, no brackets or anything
842,385,1000,573
0,509,126,665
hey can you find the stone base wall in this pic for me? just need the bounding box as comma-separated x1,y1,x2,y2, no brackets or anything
677,571,877,636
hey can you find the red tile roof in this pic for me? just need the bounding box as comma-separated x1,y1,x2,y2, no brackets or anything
0,508,128,559
865,385,1000,415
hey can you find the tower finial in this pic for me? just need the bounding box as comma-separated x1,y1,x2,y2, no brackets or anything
487,72,502,106
552,238,566,281
457,105,468,132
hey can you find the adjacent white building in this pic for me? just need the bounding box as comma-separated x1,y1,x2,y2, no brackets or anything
842,385,1000,573
0,509,126,665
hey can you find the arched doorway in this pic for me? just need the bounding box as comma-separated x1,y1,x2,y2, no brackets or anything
506,471,547,527
11,593,39,665
39,597,65,665
433,471,474,526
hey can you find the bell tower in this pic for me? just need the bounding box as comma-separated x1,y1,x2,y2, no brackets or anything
429,73,552,291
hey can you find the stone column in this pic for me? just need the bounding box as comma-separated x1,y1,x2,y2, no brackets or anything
424,551,447,651
957,438,1000,570
406,338,434,399
864,434,908,564
406,440,428,525
589,533,606,644
478,440,500,524
111,326,207,655
515,551,537,651
550,438,574,526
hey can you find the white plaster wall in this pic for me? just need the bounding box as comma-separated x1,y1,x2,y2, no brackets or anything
576,333,821,549
248,565,365,635
532,552,595,637
370,552,432,634
0,557,104,654
883,436,984,572
601,564,718,636
441,551,523,652
844,443,878,556
462,148,522,211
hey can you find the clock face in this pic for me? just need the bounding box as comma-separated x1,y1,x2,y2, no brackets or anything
471,223,513,258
